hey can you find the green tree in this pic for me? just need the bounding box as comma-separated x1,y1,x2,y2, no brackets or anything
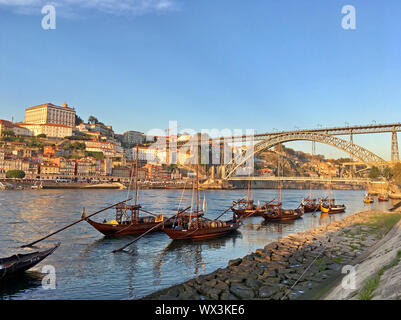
85,151,104,160
73,142,86,150
382,166,393,180
1,136,16,142
75,114,84,125
6,170,25,179
368,166,380,179
1,129,15,137
63,143,73,150
285,148,296,156
167,164,178,173
88,115,99,124
393,163,401,185
37,133,47,138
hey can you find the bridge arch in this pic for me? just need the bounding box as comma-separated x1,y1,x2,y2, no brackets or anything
223,131,386,179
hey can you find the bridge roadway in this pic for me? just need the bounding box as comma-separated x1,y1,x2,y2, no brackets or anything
228,176,374,184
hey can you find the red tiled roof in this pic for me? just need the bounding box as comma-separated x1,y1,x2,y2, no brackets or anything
41,162,59,167
19,123,73,128
0,120,15,127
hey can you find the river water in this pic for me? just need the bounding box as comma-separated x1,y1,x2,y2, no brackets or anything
0,188,393,300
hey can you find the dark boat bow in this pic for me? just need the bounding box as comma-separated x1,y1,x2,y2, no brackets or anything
0,243,59,280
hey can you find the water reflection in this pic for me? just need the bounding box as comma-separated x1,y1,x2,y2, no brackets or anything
154,232,243,279
0,272,43,300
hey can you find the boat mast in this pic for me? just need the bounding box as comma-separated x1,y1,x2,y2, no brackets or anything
134,145,139,206
247,178,251,202
196,164,200,227
196,164,199,213
328,177,332,207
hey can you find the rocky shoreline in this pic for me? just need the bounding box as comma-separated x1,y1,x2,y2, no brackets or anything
144,210,401,300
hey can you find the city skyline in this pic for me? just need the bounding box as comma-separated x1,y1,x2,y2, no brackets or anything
1,0,400,160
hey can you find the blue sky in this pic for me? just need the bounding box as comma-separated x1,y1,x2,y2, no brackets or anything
0,0,400,160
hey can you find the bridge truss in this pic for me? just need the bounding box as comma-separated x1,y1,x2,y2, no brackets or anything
223,131,387,179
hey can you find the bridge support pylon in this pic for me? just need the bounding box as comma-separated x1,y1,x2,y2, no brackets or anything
392,127,399,162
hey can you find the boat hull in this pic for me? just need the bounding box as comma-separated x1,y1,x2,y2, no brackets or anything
0,244,59,280
262,209,304,221
163,222,240,240
320,205,346,214
302,203,320,213
86,218,167,236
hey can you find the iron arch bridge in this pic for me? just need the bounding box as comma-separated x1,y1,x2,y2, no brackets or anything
223,131,386,179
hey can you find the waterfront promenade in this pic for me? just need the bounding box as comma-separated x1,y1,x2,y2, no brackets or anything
0,176,378,191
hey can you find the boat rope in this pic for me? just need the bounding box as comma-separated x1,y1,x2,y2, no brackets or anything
112,206,191,253
177,180,187,213
214,201,241,221
125,163,136,203
21,198,132,248
190,179,195,217
281,245,327,300
202,191,207,215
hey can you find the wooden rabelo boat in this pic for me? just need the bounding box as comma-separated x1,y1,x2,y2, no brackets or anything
231,199,258,217
301,197,320,213
231,180,266,217
163,212,240,240
301,182,320,213
319,197,346,214
259,152,304,222
259,203,304,221
0,243,59,280
320,203,346,214
84,204,166,236
163,166,241,241
319,179,346,214
83,146,167,236
231,199,281,218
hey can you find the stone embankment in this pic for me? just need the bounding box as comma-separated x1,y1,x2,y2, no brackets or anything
145,210,401,300
324,206,401,300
